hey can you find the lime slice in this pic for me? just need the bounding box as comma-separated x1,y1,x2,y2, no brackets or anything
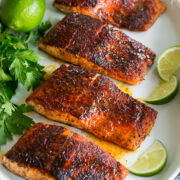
157,45,180,81
145,76,178,105
129,140,168,177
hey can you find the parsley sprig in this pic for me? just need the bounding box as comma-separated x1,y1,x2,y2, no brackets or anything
0,19,51,145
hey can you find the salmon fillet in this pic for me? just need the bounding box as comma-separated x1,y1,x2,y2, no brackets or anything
0,123,128,180
38,13,156,85
53,0,166,31
26,64,158,150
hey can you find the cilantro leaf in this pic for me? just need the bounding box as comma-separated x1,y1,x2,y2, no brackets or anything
25,31,40,45
26,68,44,90
0,104,34,144
17,49,41,63
17,104,34,113
0,20,48,145
9,57,26,84
0,122,7,145
4,122,13,140
2,101,16,115
6,107,34,135
25,19,52,45
0,68,12,81
0,29,8,43
0,81,18,99
11,41,26,50
38,19,52,34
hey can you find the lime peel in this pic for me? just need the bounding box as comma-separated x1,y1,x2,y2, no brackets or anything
145,76,178,105
157,45,180,81
0,0,45,32
129,140,168,177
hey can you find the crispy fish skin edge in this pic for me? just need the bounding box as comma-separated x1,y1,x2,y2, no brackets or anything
38,40,146,85
0,156,54,180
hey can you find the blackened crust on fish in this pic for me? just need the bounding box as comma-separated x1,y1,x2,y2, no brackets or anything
1,123,128,180
53,0,166,31
39,13,156,85
26,64,158,150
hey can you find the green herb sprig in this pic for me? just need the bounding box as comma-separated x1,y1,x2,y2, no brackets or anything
0,19,51,145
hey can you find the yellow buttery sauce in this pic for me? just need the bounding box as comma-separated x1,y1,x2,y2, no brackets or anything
136,98,143,102
118,83,133,96
116,82,147,104
43,65,57,80
85,133,130,162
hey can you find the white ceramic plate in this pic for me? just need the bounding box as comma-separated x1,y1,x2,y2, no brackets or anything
0,0,180,179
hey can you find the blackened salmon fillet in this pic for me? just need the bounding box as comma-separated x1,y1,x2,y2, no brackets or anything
26,64,158,150
38,13,156,85
53,0,166,31
0,123,128,180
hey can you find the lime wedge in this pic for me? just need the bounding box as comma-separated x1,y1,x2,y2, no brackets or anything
129,140,168,177
145,76,178,105
157,45,180,81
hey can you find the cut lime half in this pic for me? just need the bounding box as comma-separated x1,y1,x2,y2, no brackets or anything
145,76,178,105
157,45,180,81
129,140,168,177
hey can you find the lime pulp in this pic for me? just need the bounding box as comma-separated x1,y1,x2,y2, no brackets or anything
129,140,168,177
